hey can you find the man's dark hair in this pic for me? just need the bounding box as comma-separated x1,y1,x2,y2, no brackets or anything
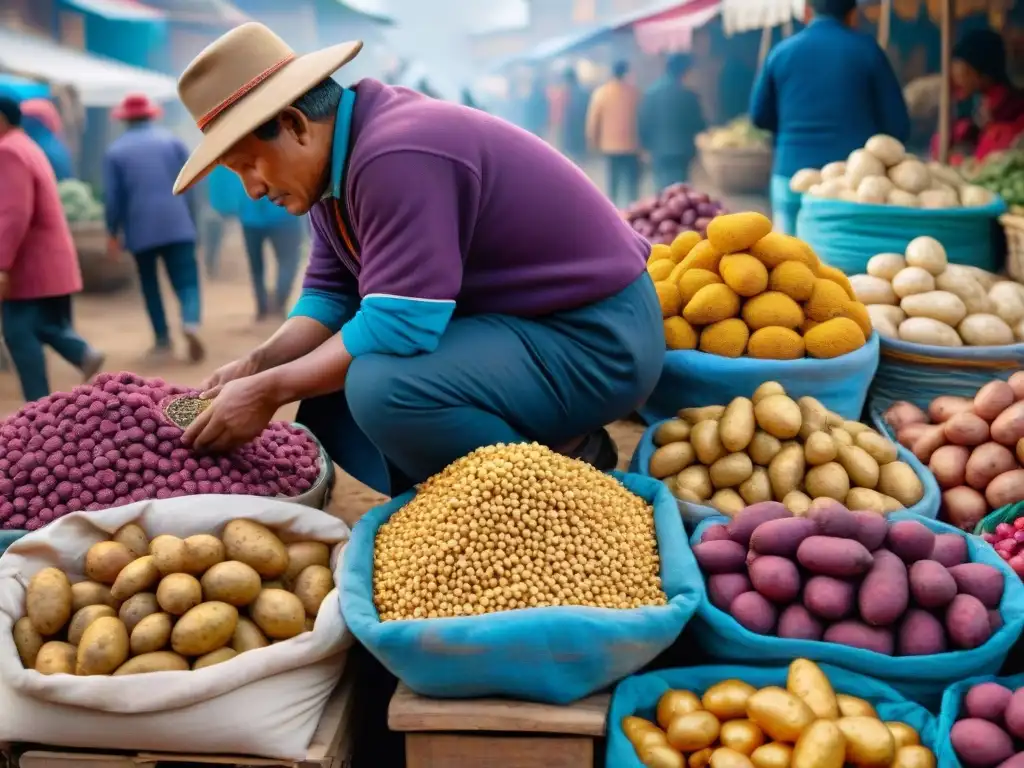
809,0,856,18
954,29,1009,84
253,77,344,141
612,60,629,79
0,96,22,128
666,54,692,78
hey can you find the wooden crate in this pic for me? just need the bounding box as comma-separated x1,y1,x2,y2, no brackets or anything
7,671,355,768
388,684,609,768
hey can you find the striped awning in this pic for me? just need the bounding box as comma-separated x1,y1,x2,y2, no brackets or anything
60,0,165,20
633,0,722,54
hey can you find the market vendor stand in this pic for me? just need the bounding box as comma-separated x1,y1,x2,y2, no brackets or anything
387,683,608,768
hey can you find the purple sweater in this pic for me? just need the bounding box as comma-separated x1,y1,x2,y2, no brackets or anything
305,79,648,319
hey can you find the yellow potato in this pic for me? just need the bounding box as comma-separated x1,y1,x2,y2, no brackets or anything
201,560,262,606
836,716,895,767
221,519,288,578
748,431,783,466
692,420,727,465
650,443,697,479
749,743,793,768
666,710,721,752
786,658,839,719
193,647,238,670
156,573,203,615
768,445,805,501
855,431,899,465
752,382,786,404
891,746,936,768
182,534,226,574
754,395,802,439
746,687,815,742
34,640,76,675
283,541,332,588
118,592,160,633
113,651,189,675
680,405,726,423
797,396,829,440
622,715,662,742
720,397,756,453
13,616,43,668
85,541,136,584
70,581,117,613
886,722,921,750
26,567,73,635
130,611,173,655
710,453,755,490
804,432,838,466
709,748,755,768
293,564,333,617
703,679,757,720
804,462,850,502
630,724,670,753
791,719,845,768
67,604,117,646
263,579,285,590
76,616,129,675
845,488,888,514
149,535,188,575
656,690,703,729
640,745,686,768
836,694,878,718
112,523,149,558
654,419,692,446
837,444,880,490
110,555,161,602
171,601,239,656
739,468,772,505
720,720,765,756
251,588,306,639
689,748,713,768
232,616,271,653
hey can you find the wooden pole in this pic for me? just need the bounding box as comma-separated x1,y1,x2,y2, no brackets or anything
878,0,892,50
757,24,773,70
938,0,954,164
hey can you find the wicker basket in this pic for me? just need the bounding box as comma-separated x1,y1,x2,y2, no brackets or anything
69,221,135,294
1000,212,1024,282
696,136,773,195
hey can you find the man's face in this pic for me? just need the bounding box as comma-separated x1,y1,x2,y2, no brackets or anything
219,108,330,216
952,59,983,99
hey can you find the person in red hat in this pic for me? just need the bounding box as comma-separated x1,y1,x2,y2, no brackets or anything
104,93,205,363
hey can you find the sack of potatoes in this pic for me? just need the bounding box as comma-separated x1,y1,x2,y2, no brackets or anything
646,381,932,518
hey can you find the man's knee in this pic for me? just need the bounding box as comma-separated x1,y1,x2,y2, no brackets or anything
345,354,409,429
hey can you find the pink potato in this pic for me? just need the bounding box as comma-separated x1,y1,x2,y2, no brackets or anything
908,559,957,608
912,425,949,463
951,718,1015,767
749,556,802,603
966,443,1019,491
975,381,1017,421
858,549,909,626
897,609,947,655
949,563,1006,608
992,402,1024,446
986,470,1024,510
851,510,888,551
729,591,777,635
994,753,1024,767
749,517,817,556
964,682,1014,722
700,524,731,543
885,401,929,431
707,573,752,611
1010,371,1024,401
803,575,856,620
808,503,859,539
990,610,1005,632
726,502,790,546
942,487,990,532
897,423,931,449
945,412,992,447
946,594,995,649
797,536,874,577
693,540,747,574
777,604,824,640
930,395,977,423
822,620,895,655
930,445,971,489
886,520,937,563
1006,688,1024,740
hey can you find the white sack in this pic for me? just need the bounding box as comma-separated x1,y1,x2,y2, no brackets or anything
0,495,353,758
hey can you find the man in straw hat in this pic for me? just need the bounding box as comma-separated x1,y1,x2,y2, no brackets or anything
178,23,664,496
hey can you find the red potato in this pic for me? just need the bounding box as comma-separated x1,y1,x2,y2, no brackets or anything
964,682,1014,722
1006,688,1024,739
930,445,971,489
992,402,1024,446
1010,371,1024,400
822,620,894,654
946,593,994,649
1017,438,1024,466
777,604,824,640
945,412,991,447
897,423,931,449
803,575,856,620
994,753,1024,767
749,517,817,556
948,563,1006,608
966,443,1019,491
808,503,860,538
990,610,1004,632
884,401,929,431
909,559,958,608
912,425,949,463
749,556,801,603
951,719,1015,767
707,573,752,611
729,591,777,634
726,501,790,546
693,540,747,574
858,549,909,626
797,536,874,577
942,487,990,531
897,609,947,655
851,510,888,551
931,533,969,567
975,381,1017,421
701,524,732,543
987,469,1024,509
886,520,937,563
930,396,977,423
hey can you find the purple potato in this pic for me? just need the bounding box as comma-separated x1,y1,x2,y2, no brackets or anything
694,216,712,232
681,208,698,227
649,208,669,224
697,202,719,217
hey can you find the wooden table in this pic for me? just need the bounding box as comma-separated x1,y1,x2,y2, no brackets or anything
388,684,609,768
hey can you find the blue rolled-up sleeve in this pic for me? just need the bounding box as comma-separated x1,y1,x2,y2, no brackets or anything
342,295,455,357
290,288,360,333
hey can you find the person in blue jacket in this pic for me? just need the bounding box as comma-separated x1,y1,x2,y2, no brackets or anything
557,67,590,165
19,99,73,181
640,54,706,191
749,0,910,232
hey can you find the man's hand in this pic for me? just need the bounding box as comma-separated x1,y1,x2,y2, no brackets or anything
0,272,10,301
106,235,121,259
182,375,280,453
200,353,262,396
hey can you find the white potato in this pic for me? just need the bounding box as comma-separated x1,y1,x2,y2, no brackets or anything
866,252,906,281
887,189,919,207
850,274,897,305
857,175,894,203
838,189,860,202
847,149,886,188
900,291,968,326
958,314,1015,346
790,168,822,192
960,265,1000,291
821,161,847,181
867,310,898,337
898,317,963,346
959,184,995,207
935,271,993,314
865,134,906,166
927,161,964,187
889,158,931,193
988,281,1024,325
891,266,936,298
919,188,959,208
904,236,948,276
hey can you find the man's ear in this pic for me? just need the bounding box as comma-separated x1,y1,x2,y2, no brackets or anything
280,107,312,145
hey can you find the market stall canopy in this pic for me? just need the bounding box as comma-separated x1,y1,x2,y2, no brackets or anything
58,0,166,20
0,73,51,101
0,28,177,107
632,0,722,53
135,0,248,27
721,0,804,34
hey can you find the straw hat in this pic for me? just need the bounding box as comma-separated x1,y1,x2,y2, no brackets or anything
112,93,162,122
173,22,362,194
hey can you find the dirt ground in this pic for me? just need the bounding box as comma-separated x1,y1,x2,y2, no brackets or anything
0,228,645,527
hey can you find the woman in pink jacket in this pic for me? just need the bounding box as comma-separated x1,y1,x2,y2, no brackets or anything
0,97,104,402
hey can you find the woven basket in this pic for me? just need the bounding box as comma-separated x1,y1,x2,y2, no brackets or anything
1001,211,1024,282
69,221,135,294
696,138,773,195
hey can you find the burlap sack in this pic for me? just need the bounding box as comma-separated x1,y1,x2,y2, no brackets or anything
0,495,352,758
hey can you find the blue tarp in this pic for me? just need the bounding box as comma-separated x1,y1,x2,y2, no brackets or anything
0,75,50,101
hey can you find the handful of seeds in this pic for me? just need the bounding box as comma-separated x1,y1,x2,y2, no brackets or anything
164,395,212,428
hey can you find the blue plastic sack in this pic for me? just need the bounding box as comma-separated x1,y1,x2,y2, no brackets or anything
796,195,1006,275
340,471,703,704
631,419,941,527
607,663,939,768
936,672,1024,767
0,531,26,557
688,512,1024,707
770,174,801,235
638,332,879,425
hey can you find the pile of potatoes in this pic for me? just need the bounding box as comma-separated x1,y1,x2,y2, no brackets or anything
884,374,1024,531
951,681,1024,767
647,212,872,361
851,237,1024,346
694,502,1007,655
623,657,935,768
15,519,335,676
790,133,995,209
648,382,925,517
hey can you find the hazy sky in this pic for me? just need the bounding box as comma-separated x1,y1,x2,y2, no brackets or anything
345,0,528,32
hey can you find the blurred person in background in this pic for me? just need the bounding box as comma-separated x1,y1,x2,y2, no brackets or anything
750,0,908,227
587,60,641,208
20,98,73,181
104,94,205,364
934,29,1024,164
0,96,105,402
523,72,550,138
640,54,705,191
557,67,589,165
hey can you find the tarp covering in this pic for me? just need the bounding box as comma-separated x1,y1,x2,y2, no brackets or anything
722,0,804,34
633,0,722,53
0,28,177,107
59,0,165,20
